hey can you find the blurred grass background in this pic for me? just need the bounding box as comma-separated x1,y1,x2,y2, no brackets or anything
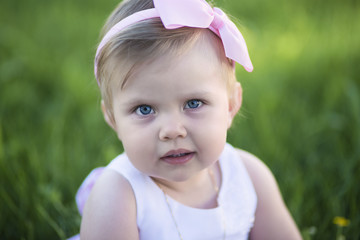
0,0,359,239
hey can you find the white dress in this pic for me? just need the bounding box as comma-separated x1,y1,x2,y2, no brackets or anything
71,143,257,240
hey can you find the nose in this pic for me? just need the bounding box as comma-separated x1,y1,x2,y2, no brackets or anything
159,114,187,141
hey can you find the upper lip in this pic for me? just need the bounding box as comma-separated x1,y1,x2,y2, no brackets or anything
160,149,194,158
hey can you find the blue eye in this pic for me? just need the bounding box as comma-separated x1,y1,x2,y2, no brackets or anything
135,105,154,115
185,100,203,109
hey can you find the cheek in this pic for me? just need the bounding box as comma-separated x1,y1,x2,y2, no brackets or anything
192,117,228,164
118,121,157,153
120,123,155,147
120,128,157,173
192,106,229,142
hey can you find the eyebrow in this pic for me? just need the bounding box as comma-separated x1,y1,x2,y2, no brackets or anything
182,90,214,100
120,98,151,108
121,90,214,105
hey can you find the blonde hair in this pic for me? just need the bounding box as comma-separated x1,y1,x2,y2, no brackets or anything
96,0,237,121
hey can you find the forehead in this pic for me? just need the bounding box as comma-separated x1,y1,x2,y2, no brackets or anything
107,29,230,90
122,36,225,90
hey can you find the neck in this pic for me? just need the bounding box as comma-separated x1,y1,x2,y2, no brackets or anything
152,162,221,209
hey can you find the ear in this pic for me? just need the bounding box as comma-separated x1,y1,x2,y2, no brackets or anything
101,100,117,131
228,82,242,128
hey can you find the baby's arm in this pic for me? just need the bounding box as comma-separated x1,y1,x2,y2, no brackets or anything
80,169,139,240
237,149,302,240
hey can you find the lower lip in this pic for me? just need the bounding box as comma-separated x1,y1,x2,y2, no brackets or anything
161,153,195,165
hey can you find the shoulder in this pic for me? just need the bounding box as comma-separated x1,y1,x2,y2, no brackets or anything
235,149,281,196
234,148,302,240
80,168,139,240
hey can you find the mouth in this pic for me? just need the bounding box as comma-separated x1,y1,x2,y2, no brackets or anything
160,149,195,165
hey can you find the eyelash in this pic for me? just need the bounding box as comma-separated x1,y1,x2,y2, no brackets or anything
133,99,204,116
184,99,203,109
134,105,154,116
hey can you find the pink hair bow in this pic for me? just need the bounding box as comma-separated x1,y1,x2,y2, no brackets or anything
95,0,253,85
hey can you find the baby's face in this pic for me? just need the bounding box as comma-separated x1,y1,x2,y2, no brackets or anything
109,41,237,183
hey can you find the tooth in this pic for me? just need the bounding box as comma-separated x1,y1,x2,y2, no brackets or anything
171,153,186,157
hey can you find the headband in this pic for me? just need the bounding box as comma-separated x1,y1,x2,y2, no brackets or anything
95,0,254,86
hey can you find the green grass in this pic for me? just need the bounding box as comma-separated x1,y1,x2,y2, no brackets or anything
1,0,359,239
